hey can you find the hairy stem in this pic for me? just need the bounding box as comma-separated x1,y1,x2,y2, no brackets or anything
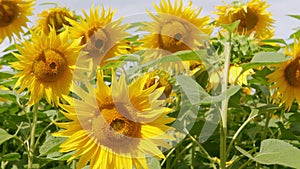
28,104,38,169
220,43,231,169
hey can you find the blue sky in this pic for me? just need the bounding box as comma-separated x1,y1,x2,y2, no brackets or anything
1,0,300,50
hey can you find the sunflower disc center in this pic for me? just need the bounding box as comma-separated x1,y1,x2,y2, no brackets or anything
33,49,67,82
0,1,19,27
110,119,125,132
84,28,110,54
232,7,258,31
284,58,300,87
160,21,190,52
92,106,141,149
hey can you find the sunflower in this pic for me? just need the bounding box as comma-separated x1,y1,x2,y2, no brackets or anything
208,65,253,90
10,27,83,106
0,0,34,43
54,71,175,169
33,7,75,35
144,70,173,99
66,5,129,69
267,39,300,110
228,65,254,86
140,0,212,72
214,0,274,40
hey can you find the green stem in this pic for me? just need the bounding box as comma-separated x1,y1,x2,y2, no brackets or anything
220,43,231,169
185,130,217,169
169,142,193,169
237,159,252,169
160,147,176,167
256,111,272,169
191,143,195,169
28,104,38,169
227,110,259,156
262,111,272,141
34,122,53,149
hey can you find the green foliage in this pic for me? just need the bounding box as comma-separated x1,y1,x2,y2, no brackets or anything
237,139,300,168
1,2,300,169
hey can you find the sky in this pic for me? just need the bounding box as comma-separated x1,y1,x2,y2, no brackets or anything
1,0,300,51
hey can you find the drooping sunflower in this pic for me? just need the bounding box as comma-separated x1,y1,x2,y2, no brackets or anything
228,65,254,86
267,38,300,110
144,70,173,99
0,0,34,43
10,27,83,106
214,0,274,40
208,64,253,91
54,71,174,169
33,7,75,35
140,0,212,72
66,5,129,69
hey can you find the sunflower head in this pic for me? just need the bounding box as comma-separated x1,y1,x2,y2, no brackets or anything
10,27,83,106
0,0,34,42
267,38,300,110
34,7,75,35
66,5,129,69
144,70,173,99
214,0,274,39
139,0,212,72
53,70,174,168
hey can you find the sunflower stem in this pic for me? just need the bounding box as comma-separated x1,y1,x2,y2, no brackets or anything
220,42,231,169
28,104,38,169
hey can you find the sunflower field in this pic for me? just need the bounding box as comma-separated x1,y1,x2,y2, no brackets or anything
1,0,300,168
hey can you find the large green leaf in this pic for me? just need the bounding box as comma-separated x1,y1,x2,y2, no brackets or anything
250,52,289,63
39,134,66,156
241,52,291,71
143,50,207,69
0,128,14,145
176,75,240,105
237,139,300,168
176,75,209,105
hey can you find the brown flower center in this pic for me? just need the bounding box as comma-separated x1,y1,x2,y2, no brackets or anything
284,58,300,87
0,1,19,27
83,28,110,54
232,7,258,32
33,49,67,82
92,103,141,150
159,20,190,53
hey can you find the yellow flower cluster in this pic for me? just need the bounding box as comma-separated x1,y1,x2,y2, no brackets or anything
4,0,300,168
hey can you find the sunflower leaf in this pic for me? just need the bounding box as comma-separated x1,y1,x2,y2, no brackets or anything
39,134,67,156
0,153,21,161
0,128,14,145
288,14,300,20
176,75,209,105
237,139,300,168
260,38,287,46
240,52,291,71
221,20,240,33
